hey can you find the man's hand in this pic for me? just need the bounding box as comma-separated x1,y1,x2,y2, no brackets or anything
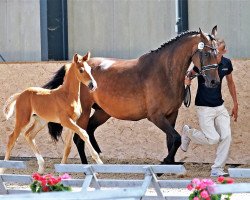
185,76,192,85
231,103,238,122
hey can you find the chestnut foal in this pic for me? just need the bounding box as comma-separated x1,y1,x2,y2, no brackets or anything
1,52,103,174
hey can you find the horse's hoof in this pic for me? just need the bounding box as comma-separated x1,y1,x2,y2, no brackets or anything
156,160,185,177
161,160,184,165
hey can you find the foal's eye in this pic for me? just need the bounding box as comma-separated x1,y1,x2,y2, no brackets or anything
79,68,84,73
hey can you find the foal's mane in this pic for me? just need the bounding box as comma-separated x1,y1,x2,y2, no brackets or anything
148,30,199,55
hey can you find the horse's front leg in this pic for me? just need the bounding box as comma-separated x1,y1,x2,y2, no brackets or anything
148,112,181,164
87,108,111,153
61,117,103,164
165,111,179,153
74,107,111,164
73,106,91,164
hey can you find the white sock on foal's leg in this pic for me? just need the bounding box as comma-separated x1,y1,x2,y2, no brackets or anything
35,153,45,174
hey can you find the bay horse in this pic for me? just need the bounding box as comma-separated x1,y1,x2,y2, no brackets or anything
0,52,103,174
45,26,220,165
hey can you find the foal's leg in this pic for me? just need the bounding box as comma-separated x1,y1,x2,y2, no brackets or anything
73,107,110,164
61,129,73,164
148,112,181,164
73,107,91,164
0,112,30,174
24,117,46,174
61,117,103,164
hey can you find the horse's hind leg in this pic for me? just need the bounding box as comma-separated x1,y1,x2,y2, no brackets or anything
61,129,73,164
24,116,46,174
61,117,103,164
0,112,31,174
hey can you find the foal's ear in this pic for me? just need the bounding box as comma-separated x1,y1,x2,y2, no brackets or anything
82,51,91,62
73,53,78,63
211,25,218,38
199,28,209,43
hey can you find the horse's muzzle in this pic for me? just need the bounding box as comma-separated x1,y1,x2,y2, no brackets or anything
206,80,220,88
88,81,97,91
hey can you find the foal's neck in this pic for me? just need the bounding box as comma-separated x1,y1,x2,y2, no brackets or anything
61,64,80,101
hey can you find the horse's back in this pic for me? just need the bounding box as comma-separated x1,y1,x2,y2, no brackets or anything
84,57,147,120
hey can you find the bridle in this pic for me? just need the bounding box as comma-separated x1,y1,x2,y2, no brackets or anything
190,38,218,79
184,36,218,107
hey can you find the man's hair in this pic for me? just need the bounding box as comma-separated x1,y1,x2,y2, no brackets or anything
217,39,226,51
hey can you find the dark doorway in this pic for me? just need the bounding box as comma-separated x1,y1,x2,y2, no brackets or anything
176,0,188,34
47,0,68,60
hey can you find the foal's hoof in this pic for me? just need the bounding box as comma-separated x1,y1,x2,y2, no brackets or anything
0,168,5,174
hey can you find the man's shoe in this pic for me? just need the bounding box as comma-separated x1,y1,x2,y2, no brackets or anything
210,168,229,177
181,125,191,152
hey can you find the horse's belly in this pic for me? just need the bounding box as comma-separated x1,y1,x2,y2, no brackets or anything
94,97,146,121
105,107,146,121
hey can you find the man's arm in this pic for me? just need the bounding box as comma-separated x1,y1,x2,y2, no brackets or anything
226,73,238,122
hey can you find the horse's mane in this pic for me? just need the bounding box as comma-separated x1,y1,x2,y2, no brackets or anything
148,30,199,55
42,65,66,89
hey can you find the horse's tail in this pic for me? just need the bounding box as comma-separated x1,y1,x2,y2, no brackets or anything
48,122,63,142
3,93,20,120
43,65,67,142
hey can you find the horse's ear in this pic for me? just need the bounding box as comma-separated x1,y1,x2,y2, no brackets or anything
73,53,78,63
82,51,91,61
211,25,217,38
199,28,209,43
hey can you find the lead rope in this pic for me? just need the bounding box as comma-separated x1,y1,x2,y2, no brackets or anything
184,84,191,107
183,70,200,107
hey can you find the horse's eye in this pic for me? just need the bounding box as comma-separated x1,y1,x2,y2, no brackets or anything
204,52,209,57
79,68,84,73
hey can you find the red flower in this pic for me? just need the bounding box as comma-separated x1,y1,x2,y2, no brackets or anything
48,177,61,185
187,183,193,191
31,173,72,193
41,179,47,187
32,173,42,181
42,186,49,192
225,177,234,184
217,176,225,183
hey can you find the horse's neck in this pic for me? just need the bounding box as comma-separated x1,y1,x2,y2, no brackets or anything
162,37,196,81
61,64,80,101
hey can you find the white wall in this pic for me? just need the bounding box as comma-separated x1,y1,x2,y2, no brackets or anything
67,0,176,59
0,0,41,62
188,0,250,59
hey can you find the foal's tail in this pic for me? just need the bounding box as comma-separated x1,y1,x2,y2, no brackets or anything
3,93,20,120
43,65,67,142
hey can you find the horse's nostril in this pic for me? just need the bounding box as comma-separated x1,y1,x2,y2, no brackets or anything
211,80,215,85
88,82,94,90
